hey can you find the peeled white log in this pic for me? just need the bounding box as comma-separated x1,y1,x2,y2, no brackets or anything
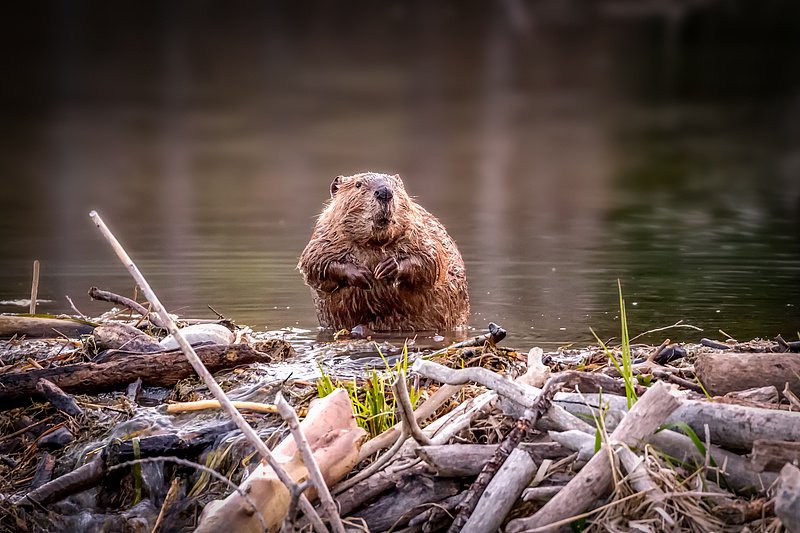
196,389,366,533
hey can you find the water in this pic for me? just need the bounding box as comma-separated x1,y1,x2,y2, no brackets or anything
1,1,798,347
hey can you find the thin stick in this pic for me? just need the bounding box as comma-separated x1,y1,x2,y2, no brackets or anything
393,369,432,446
275,392,346,533
65,295,89,321
165,400,278,415
30,259,40,314
88,210,326,533
628,320,702,343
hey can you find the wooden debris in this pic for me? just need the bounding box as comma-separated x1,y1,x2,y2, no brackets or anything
0,341,290,405
506,382,680,532
0,315,95,339
196,389,367,533
695,352,800,396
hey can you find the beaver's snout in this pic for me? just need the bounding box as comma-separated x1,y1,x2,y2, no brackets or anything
374,185,393,202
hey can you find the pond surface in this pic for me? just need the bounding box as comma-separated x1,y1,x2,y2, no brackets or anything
1,1,798,347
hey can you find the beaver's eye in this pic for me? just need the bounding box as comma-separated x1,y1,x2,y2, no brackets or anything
355,181,362,189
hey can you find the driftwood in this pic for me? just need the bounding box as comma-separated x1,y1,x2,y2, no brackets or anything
415,443,568,477
275,393,346,533
197,389,367,533
459,447,537,533
0,315,95,339
0,341,290,405
334,462,431,518
554,391,800,451
506,382,680,532
695,352,800,396
724,385,780,403
448,374,565,532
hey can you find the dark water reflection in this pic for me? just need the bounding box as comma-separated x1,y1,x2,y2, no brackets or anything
1,1,798,346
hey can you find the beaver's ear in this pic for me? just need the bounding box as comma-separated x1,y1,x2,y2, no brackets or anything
330,176,343,198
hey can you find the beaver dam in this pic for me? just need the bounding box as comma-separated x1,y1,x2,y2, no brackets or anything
2,289,800,532
0,213,797,532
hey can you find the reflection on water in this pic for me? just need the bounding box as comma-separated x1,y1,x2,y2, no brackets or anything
1,1,798,346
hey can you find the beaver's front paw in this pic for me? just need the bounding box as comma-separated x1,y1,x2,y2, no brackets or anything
326,262,372,290
374,256,400,281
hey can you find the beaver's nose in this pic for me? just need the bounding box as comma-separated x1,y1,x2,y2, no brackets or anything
375,186,393,202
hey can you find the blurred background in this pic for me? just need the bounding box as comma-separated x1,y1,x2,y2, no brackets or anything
1,0,798,345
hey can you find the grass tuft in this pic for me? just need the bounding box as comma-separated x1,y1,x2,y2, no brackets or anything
316,341,420,438
591,280,638,408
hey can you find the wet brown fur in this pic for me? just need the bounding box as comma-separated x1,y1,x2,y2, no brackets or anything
298,172,469,331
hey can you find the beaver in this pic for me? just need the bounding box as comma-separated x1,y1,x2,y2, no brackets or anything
298,172,469,332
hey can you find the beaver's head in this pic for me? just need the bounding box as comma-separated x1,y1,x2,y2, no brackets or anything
325,172,413,245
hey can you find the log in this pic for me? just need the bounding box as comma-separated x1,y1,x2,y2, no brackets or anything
0,315,95,339
350,475,463,532
554,392,800,451
196,389,367,533
415,443,568,477
0,341,291,406
506,382,680,532
459,448,537,533
335,462,430,518
695,352,800,396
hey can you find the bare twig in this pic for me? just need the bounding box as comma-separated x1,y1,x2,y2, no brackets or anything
393,369,432,446
65,295,89,321
358,383,462,460
628,320,702,343
88,210,326,533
